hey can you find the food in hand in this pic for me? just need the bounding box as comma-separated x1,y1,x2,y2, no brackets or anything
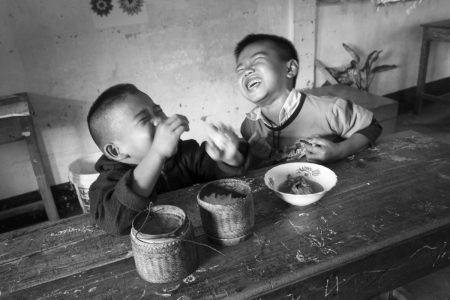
206,124,230,149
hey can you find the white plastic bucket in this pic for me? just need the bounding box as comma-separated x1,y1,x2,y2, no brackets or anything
68,152,102,214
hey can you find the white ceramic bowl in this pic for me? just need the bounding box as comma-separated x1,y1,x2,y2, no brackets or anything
264,162,337,206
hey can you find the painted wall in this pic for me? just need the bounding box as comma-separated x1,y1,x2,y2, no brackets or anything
0,1,26,94
0,0,316,199
316,0,450,95
0,0,36,198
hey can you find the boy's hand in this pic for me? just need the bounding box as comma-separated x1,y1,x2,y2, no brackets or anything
205,123,244,167
152,114,189,160
248,131,272,159
304,137,342,163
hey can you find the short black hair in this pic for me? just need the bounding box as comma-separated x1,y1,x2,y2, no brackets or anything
234,33,299,85
87,83,140,148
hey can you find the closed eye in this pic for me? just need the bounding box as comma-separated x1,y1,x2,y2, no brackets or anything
138,116,151,125
253,56,267,64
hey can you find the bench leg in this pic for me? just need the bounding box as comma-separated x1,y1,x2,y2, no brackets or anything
19,115,59,221
415,34,430,114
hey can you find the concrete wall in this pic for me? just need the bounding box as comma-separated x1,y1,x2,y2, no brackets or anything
316,0,450,95
0,0,315,199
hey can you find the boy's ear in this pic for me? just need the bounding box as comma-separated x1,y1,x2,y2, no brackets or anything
103,143,129,161
286,59,299,78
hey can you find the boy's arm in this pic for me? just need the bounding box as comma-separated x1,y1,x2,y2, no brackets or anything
88,150,166,236
353,117,383,146
89,165,155,235
305,97,383,162
306,118,382,162
132,114,189,196
179,139,251,183
131,148,165,197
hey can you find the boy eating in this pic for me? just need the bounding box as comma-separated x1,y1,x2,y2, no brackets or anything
87,83,249,235
235,33,382,167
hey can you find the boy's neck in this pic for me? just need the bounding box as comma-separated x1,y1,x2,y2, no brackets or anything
260,88,293,125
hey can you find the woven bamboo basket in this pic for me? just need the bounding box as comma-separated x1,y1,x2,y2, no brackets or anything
197,178,254,246
130,205,198,283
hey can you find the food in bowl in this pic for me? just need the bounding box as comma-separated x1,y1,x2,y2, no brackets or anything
264,162,337,206
279,174,323,195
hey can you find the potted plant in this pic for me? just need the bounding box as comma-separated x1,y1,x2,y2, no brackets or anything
316,43,398,92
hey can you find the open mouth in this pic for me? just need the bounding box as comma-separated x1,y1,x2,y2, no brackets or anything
245,77,262,90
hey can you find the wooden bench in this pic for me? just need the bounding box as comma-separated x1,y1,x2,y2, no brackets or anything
0,93,59,221
307,84,399,136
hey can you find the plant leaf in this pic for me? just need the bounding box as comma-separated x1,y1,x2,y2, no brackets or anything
351,69,362,89
363,50,379,71
372,65,397,73
342,43,360,64
369,50,382,71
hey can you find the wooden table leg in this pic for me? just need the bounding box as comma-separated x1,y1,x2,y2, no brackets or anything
415,32,430,114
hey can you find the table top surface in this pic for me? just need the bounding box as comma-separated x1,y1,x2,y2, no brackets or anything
1,130,450,299
421,19,450,29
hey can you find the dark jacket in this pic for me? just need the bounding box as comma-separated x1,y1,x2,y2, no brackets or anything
89,139,249,235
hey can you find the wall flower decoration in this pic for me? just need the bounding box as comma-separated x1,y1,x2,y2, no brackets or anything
90,0,113,17
118,0,144,15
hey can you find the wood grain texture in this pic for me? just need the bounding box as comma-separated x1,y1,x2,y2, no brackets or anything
2,130,450,299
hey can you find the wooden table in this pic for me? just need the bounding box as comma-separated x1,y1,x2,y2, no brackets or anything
1,130,450,299
415,19,450,114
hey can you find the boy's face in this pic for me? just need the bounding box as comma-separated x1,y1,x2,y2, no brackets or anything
235,41,292,106
109,92,167,164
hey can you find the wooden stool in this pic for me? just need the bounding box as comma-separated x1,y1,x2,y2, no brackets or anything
0,93,59,221
415,19,450,114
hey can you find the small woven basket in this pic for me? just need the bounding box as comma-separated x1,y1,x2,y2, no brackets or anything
130,205,198,283
197,178,254,246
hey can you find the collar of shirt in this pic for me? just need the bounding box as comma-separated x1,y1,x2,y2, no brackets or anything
245,89,302,126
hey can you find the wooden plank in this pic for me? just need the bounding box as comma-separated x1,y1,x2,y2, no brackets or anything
421,19,450,29
258,227,450,299
2,131,450,299
421,93,450,105
5,177,450,299
0,215,130,295
0,201,44,219
424,28,450,42
19,113,59,221
0,95,30,119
